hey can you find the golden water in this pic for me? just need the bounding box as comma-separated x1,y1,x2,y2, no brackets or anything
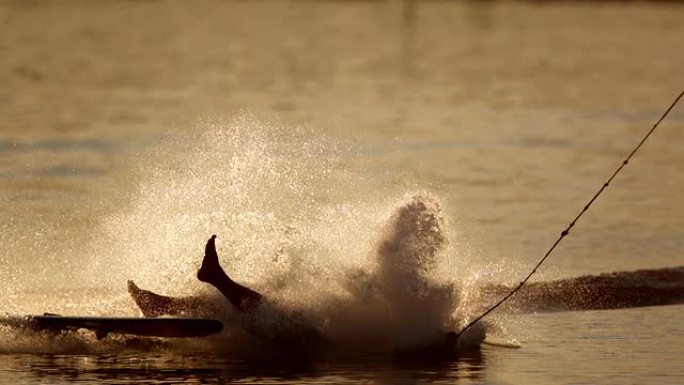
1,1,683,384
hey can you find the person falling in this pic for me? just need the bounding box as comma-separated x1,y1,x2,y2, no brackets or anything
128,235,262,317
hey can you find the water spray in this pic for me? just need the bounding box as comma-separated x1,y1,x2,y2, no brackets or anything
454,89,684,341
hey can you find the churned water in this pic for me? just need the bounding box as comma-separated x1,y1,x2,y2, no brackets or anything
1,1,683,384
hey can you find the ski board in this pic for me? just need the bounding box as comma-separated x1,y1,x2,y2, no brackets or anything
1,314,223,339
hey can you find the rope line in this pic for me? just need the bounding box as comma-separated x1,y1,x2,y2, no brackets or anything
454,89,684,341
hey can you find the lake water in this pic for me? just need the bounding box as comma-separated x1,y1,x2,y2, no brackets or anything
1,1,683,384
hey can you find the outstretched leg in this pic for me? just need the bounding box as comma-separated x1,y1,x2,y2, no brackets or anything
128,280,204,317
197,235,262,312
128,235,263,316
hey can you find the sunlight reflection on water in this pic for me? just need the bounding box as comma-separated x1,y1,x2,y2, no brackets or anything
1,0,683,384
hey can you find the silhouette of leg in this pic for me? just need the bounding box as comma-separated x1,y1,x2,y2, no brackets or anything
128,235,262,316
127,280,202,317
197,235,262,312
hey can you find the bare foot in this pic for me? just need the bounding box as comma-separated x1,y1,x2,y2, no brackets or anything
195,235,263,312
197,235,223,285
128,280,170,317
128,280,204,318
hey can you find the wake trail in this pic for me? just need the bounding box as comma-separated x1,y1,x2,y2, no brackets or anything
478,266,684,313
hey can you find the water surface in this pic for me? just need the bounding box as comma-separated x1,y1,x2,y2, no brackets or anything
1,1,683,384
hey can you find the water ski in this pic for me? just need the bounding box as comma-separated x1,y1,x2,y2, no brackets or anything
2,314,223,339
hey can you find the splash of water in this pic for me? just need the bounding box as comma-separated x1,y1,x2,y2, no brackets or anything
3,113,492,354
